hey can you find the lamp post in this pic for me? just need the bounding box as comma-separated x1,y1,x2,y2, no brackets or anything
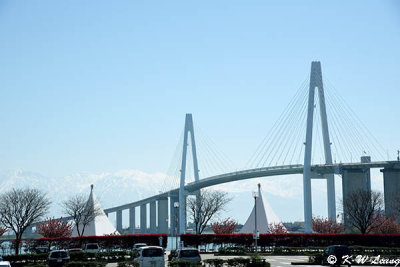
252,191,259,255
174,202,179,250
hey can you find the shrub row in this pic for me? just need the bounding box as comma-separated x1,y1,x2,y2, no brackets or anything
4,253,48,263
350,246,400,256
217,245,400,256
70,251,132,262
181,233,400,247
65,262,107,267
217,246,324,256
203,258,270,267
117,262,140,267
24,234,167,252
18,262,106,267
4,251,133,264
169,260,202,266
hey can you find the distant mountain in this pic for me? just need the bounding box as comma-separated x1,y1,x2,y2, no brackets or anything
0,169,167,217
0,169,325,223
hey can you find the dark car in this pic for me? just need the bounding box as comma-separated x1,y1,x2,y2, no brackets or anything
47,250,70,267
322,245,351,266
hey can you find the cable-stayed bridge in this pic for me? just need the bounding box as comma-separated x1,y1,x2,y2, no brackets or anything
98,61,400,234
104,160,399,233
31,62,400,235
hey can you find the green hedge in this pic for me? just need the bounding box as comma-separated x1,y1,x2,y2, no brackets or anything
182,233,400,247
117,262,140,267
3,253,48,262
168,260,202,267
27,234,168,251
25,264,47,267
308,254,323,264
217,245,400,256
218,247,248,255
203,258,270,267
3,251,132,264
65,262,107,267
226,257,251,266
203,259,225,267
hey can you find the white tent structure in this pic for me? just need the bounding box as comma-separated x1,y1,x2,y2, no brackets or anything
71,185,119,237
240,183,286,234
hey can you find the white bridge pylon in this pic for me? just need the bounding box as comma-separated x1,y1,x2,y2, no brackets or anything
303,61,336,233
179,113,200,234
177,62,336,234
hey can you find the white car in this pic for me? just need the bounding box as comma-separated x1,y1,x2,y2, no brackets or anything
83,243,100,253
134,246,165,267
0,261,11,267
133,243,147,251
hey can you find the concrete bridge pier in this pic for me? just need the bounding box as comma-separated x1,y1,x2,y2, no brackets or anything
25,226,34,234
170,196,179,236
342,157,371,230
150,201,157,233
140,204,147,233
129,207,135,234
382,167,400,218
116,210,123,233
157,197,169,233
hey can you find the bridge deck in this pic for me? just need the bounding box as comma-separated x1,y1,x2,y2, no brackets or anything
104,160,400,213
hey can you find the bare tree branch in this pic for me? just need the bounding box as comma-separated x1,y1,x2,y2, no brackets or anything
0,188,50,254
341,189,383,234
187,190,231,234
62,194,102,237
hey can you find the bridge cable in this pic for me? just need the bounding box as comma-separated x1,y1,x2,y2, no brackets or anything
325,79,386,160
246,78,309,168
257,81,308,167
262,81,309,167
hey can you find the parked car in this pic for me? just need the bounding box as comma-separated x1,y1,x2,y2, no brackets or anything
322,245,351,266
0,261,11,267
132,243,147,252
173,248,201,264
134,246,165,267
47,250,70,267
68,248,82,252
35,246,49,254
83,243,100,253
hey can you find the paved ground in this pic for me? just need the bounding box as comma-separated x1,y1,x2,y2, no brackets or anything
200,255,310,267
105,255,313,266
105,254,389,266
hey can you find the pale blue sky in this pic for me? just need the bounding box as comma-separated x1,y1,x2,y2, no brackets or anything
1,1,400,222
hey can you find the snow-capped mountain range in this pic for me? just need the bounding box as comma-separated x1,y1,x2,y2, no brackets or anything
0,168,356,223
0,169,166,217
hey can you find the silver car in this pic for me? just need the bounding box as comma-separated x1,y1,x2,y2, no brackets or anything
174,248,201,264
134,246,165,267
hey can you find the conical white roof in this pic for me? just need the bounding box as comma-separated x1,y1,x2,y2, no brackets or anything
72,185,119,237
240,183,285,233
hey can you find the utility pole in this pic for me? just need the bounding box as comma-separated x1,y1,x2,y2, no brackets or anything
174,202,179,250
253,185,259,256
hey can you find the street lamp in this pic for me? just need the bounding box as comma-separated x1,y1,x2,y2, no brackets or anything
252,191,259,255
174,202,179,250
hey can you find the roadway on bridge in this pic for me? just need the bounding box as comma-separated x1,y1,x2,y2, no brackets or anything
104,160,400,214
